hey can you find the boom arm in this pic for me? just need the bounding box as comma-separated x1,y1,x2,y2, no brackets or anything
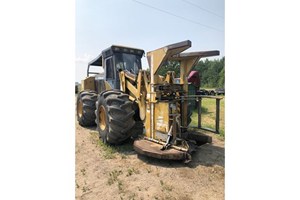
146,40,191,76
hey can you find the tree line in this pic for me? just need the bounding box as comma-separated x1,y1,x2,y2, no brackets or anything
157,57,225,88
194,57,225,88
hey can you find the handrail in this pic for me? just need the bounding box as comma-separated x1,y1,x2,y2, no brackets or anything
183,95,223,134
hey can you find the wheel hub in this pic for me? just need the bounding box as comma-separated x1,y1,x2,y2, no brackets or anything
77,100,83,118
99,105,106,130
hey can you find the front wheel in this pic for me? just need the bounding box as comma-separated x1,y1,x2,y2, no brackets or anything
95,90,135,144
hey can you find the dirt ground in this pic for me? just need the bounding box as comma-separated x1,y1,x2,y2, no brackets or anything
75,122,224,200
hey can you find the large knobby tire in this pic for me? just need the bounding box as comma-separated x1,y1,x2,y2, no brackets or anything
95,90,135,145
76,90,97,127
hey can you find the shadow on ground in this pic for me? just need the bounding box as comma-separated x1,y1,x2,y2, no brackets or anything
83,124,224,169
84,125,97,131
190,144,224,168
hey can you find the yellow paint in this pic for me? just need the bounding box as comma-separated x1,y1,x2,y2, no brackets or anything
81,76,95,91
126,81,138,98
104,81,112,90
145,103,151,138
154,102,169,133
99,105,106,131
180,58,199,127
119,71,126,92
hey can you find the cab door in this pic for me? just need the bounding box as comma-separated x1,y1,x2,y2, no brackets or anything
104,57,117,89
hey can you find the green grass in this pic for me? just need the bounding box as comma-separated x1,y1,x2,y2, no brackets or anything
107,170,123,185
126,167,140,177
107,170,124,193
98,141,117,159
190,97,225,139
89,131,134,159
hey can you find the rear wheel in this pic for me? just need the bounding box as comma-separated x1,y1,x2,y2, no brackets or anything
95,90,135,144
76,90,97,126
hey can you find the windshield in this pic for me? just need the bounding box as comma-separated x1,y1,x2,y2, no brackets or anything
114,53,142,74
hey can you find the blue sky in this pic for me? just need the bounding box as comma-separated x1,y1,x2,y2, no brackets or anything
76,0,224,82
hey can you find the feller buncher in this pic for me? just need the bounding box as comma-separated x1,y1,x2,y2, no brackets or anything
76,40,219,162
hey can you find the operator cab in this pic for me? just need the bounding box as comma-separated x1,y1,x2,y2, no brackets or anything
87,45,144,92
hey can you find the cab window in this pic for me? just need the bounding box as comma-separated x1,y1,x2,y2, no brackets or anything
105,58,114,79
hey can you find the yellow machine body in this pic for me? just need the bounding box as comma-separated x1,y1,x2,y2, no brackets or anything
80,76,112,92
78,40,219,161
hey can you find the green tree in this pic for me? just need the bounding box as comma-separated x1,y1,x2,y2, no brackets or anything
193,57,225,88
154,57,225,88
157,61,180,77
